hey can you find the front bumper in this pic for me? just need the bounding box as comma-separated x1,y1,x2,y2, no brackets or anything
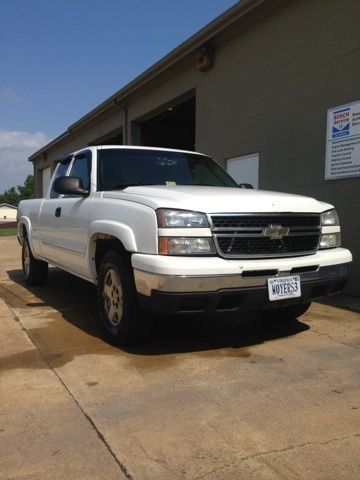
136,263,351,315
132,248,352,315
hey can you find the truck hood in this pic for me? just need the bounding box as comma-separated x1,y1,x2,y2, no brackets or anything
103,186,333,213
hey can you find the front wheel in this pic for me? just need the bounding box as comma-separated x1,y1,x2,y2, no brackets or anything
22,236,48,286
97,250,148,345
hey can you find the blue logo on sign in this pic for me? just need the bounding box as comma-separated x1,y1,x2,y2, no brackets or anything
332,108,350,139
332,122,350,138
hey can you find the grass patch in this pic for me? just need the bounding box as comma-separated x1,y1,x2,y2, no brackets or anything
0,228,17,237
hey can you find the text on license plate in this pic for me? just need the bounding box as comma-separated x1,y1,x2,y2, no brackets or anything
268,275,301,301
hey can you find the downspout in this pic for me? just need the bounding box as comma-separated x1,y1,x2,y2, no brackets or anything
113,99,128,144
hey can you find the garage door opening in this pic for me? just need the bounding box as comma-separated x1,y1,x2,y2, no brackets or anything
141,97,195,151
89,129,123,146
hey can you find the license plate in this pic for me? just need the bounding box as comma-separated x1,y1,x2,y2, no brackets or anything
268,275,301,301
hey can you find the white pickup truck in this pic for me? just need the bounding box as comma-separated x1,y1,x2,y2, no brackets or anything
18,146,352,344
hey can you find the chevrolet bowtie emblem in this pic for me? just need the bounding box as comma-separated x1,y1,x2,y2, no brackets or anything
263,224,290,240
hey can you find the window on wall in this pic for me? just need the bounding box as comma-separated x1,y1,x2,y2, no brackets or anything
226,153,259,189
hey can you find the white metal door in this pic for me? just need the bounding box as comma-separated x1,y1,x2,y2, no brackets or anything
226,153,259,189
42,167,52,197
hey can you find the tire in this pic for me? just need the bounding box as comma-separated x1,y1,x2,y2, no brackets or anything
262,302,311,321
97,250,148,345
22,236,48,286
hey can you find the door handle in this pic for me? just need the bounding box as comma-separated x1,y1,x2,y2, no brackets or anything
55,207,62,217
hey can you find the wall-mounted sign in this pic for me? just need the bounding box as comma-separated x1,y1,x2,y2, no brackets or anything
325,100,360,180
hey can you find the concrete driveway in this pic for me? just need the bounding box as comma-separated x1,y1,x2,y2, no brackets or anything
0,236,359,480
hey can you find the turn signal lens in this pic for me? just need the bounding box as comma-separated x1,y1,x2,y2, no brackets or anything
159,237,215,255
319,233,341,249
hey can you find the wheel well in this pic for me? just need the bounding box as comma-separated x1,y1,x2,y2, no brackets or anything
94,236,131,273
21,224,27,240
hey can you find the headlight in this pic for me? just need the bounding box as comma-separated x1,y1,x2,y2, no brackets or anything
159,237,215,255
321,209,339,226
320,233,341,249
320,209,341,249
157,209,208,228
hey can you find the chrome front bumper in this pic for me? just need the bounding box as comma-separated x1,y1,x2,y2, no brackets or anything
134,262,351,297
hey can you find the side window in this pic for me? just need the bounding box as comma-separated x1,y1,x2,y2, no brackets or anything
69,157,91,191
50,162,70,199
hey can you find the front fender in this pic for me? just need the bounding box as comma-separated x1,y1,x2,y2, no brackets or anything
86,220,138,283
88,220,137,251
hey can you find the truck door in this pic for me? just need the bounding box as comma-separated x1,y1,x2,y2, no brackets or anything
39,160,71,261
53,152,92,277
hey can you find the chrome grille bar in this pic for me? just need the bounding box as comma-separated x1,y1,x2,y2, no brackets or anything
209,213,321,259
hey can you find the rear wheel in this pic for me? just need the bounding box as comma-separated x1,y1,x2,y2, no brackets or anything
22,236,48,286
262,302,311,321
97,250,148,345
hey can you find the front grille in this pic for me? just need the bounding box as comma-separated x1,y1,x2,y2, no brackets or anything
210,214,321,258
211,215,321,229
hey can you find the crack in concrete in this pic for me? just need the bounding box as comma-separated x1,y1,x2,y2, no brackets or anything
133,437,182,479
311,328,360,351
192,462,233,480
237,433,360,463
8,304,133,480
192,434,360,480
81,410,133,479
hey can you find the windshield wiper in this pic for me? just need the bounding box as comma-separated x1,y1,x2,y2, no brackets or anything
110,182,157,190
191,183,216,186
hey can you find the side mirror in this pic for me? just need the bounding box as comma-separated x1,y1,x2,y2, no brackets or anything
238,183,254,189
53,176,89,196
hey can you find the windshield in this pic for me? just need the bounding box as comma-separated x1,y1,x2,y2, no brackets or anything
97,148,238,191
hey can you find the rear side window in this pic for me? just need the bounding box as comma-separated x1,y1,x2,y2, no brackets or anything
49,162,70,199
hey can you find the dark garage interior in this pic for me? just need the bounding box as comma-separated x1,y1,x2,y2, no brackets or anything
89,130,123,146
141,97,195,151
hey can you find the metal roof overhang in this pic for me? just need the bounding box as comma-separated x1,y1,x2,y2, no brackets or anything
29,0,268,162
